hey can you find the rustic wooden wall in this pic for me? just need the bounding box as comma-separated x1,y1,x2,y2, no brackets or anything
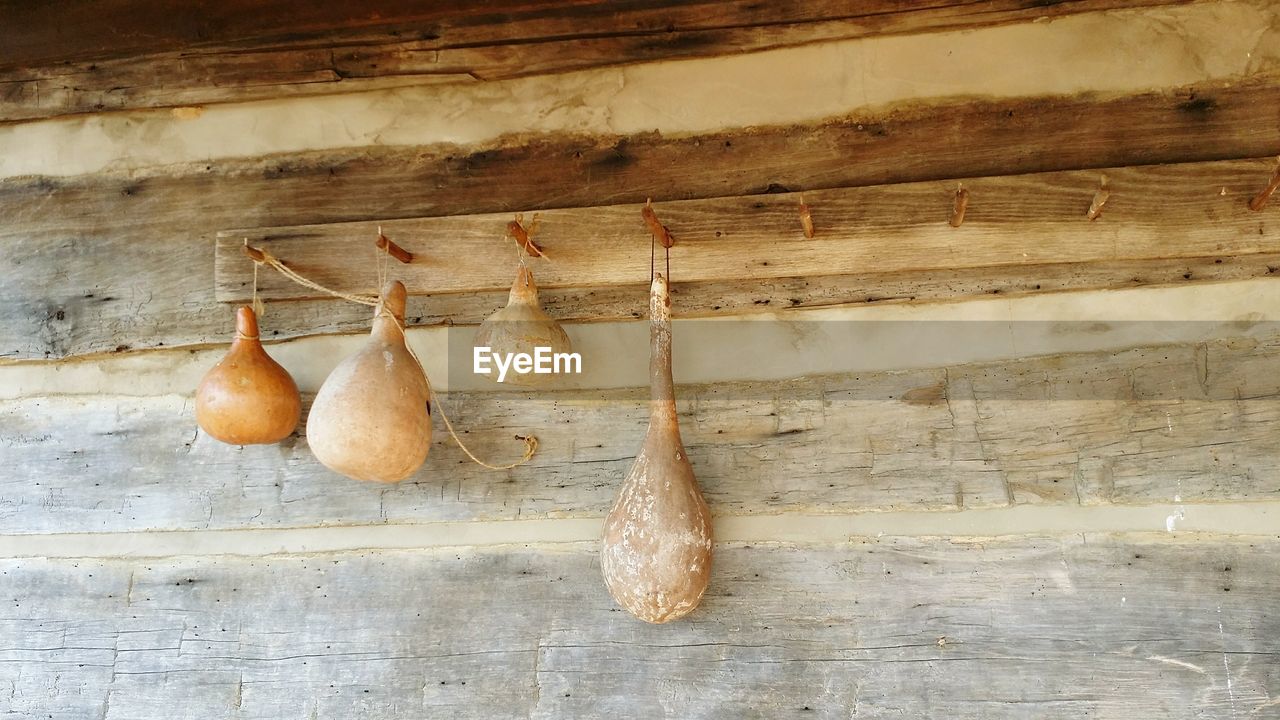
2,2,1279,717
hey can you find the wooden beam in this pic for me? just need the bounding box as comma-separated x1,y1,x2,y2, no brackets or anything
5,334,1280,535
0,0,1190,121
15,251,1280,362
216,159,1280,302
2,84,1277,360
3,535,1276,717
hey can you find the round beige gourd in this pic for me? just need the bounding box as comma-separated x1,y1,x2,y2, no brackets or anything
306,281,432,483
601,274,713,623
195,306,301,445
473,266,572,387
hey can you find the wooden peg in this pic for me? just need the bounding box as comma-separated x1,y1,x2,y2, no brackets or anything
950,184,969,228
241,241,267,263
1087,175,1110,221
642,198,675,248
798,195,815,238
375,227,413,264
507,214,545,257
1248,157,1280,212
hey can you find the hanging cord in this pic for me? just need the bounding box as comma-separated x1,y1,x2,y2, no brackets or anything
242,238,538,471
382,308,539,470
650,230,655,283
237,263,262,341
244,239,378,306
375,226,392,292
648,230,669,281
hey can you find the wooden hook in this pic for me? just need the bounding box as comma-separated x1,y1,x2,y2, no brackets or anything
1087,175,1110,221
798,195,815,238
241,240,267,263
1248,157,1280,212
642,198,675,248
950,184,970,228
375,226,413,264
507,214,546,257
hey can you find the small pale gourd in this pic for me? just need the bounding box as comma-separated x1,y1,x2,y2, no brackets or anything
601,274,713,623
473,266,572,386
306,281,432,483
195,306,301,445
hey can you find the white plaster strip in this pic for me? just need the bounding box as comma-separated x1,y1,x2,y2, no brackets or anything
0,503,1273,559
0,0,1275,179
3,278,1278,398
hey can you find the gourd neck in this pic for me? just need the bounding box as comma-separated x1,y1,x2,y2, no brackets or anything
508,265,539,306
372,280,408,343
232,306,262,350
649,274,677,419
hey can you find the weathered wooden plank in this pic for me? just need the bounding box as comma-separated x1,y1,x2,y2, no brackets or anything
0,0,1192,69
3,86,1278,360
14,250,1280,362
5,334,1280,535
1,535,1276,718
217,159,1280,302
0,0,1190,121
16,251,1280,363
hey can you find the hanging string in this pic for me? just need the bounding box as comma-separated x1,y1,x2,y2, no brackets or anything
243,238,537,471
650,230,655,283
435,391,538,469
244,239,378,306
380,307,539,470
236,262,266,341
375,226,391,292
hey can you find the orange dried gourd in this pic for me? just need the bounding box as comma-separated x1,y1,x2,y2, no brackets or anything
306,281,432,483
601,274,713,623
195,306,301,445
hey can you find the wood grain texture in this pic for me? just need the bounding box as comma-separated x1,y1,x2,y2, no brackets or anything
3,86,1278,360
6,335,1280,535
0,0,1188,121
217,159,1280,301
14,251,1280,363
1,535,1276,718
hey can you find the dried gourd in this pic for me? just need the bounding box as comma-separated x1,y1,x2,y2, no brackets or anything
601,274,713,623
473,266,572,386
306,281,432,482
195,306,300,445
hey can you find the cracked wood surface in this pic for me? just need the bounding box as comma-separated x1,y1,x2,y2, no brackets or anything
4,81,1280,361
0,0,1190,122
1,535,1276,718
5,335,1280,535
215,158,1280,302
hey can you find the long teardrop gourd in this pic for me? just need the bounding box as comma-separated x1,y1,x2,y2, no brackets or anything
306,281,432,483
195,306,301,445
473,266,572,387
601,274,713,623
